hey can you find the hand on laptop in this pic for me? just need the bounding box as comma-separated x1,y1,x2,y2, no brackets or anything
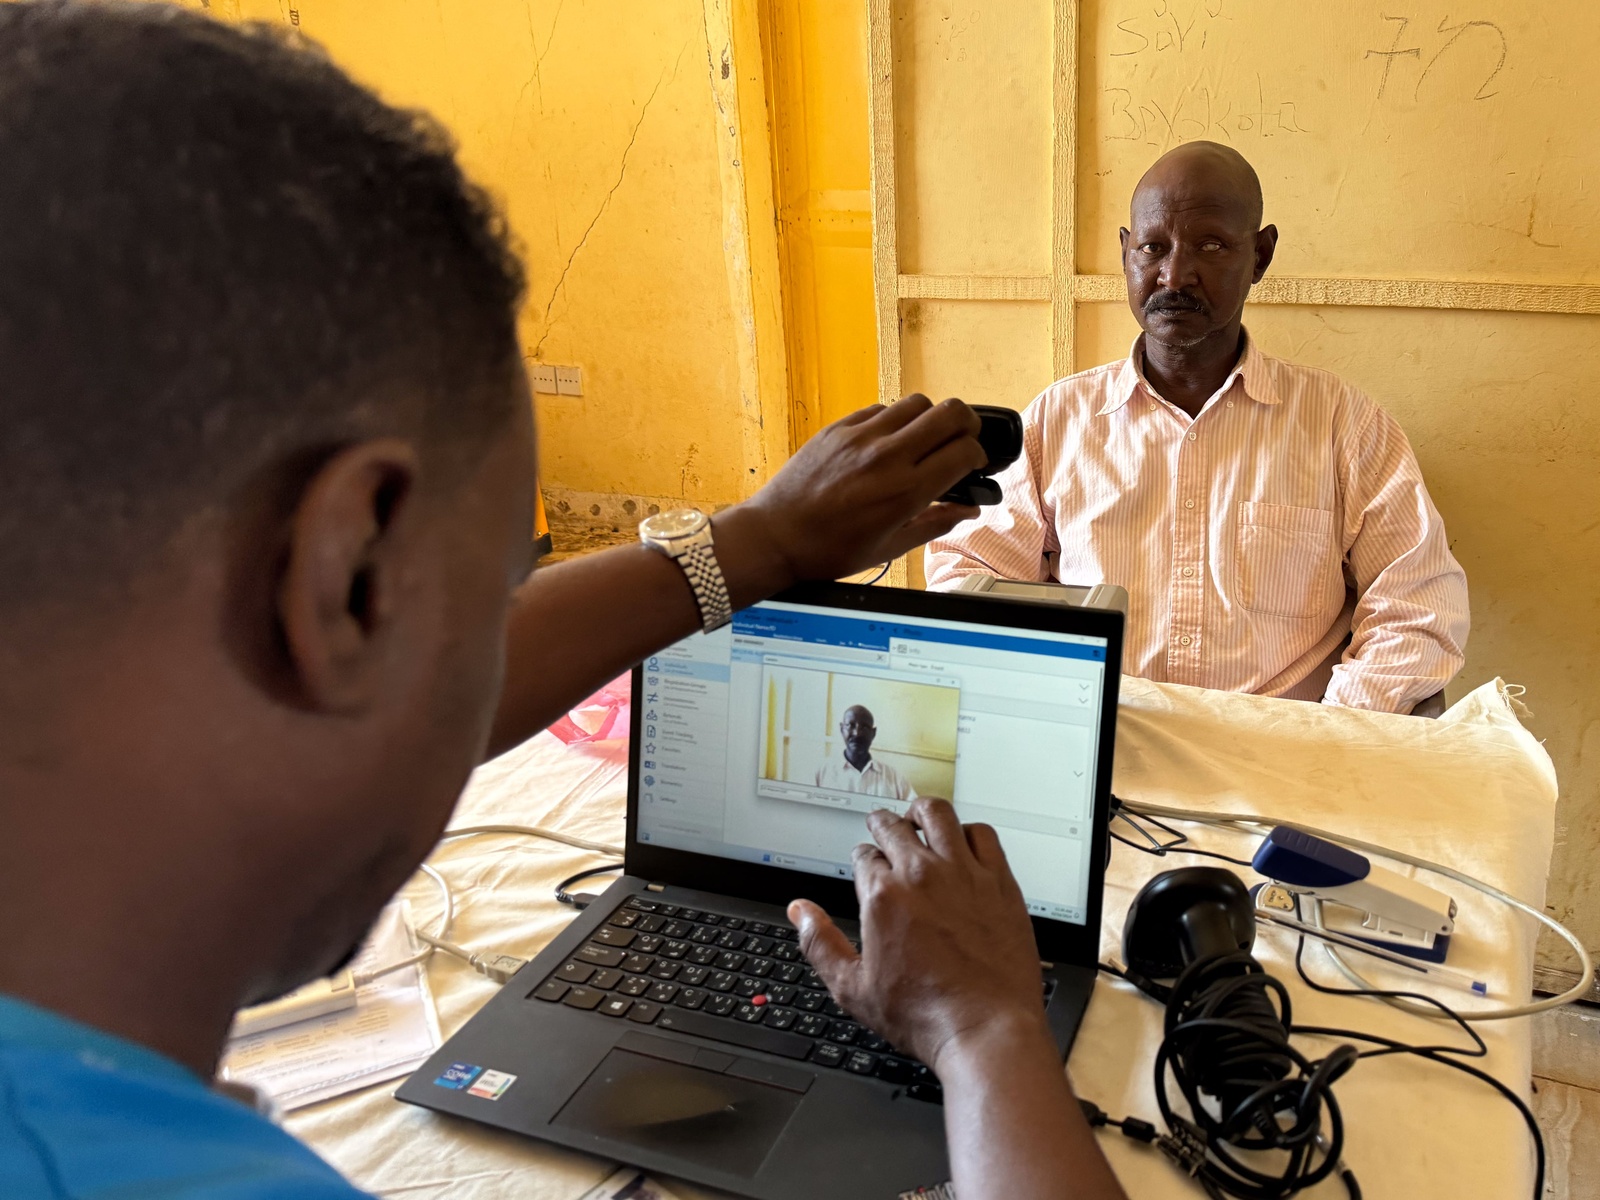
788,797,1048,1073
725,394,985,591
790,798,1127,1200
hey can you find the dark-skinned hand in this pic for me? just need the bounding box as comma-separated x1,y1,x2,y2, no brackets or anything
788,797,1048,1076
735,394,985,585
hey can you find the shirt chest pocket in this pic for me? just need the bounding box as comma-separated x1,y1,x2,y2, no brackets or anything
1233,502,1340,619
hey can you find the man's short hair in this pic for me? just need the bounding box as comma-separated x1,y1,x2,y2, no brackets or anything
0,1,526,610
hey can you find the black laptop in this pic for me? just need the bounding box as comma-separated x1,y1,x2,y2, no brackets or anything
398,581,1123,1199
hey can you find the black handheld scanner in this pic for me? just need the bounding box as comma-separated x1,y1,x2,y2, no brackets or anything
940,404,1023,506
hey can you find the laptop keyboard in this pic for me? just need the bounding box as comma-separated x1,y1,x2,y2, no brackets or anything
529,896,946,1103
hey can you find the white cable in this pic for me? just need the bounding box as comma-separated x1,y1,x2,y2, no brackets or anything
353,862,457,985
441,822,624,858
1120,797,1594,1021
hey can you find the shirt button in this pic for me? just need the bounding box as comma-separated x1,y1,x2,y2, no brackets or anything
1226,400,1235,408
1184,499,1196,509
1178,635,1193,647
1187,432,1197,441
1182,567,1195,577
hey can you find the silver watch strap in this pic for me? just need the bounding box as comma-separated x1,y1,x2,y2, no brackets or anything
678,538,733,632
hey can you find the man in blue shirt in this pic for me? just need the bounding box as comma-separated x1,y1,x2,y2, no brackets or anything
0,5,1124,1199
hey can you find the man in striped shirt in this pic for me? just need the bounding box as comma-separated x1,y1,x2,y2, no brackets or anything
926,142,1469,715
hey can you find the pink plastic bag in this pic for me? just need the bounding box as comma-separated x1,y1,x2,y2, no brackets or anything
547,673,631,745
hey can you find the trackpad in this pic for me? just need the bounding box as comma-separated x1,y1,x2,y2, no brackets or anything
552,1049,802,1178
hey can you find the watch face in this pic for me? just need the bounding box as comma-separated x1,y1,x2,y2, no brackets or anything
640,507,707,540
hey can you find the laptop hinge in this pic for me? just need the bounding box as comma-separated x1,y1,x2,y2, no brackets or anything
645,882,667,893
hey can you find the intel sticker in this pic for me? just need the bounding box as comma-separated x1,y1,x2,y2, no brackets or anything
467,1069,517,1100
434,1062,483,1090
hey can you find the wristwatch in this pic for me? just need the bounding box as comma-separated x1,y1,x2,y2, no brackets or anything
638,508,733,632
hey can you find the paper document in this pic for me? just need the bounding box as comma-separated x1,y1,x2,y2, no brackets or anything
219,901,442,1111
576,1167,685,1200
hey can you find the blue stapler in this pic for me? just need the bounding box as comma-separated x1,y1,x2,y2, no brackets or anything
1252,826,1457,963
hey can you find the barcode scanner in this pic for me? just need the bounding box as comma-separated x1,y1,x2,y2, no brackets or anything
940,404,1023,506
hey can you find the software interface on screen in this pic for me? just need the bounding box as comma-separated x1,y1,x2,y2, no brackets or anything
635,601,1109,924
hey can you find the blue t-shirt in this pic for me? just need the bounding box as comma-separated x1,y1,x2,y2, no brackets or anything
0,993,367,1198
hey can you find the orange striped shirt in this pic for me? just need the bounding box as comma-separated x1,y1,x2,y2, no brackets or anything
925,333,1469,714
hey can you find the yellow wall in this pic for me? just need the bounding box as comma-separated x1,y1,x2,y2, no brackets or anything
192,0,772,507
772,0,1600,964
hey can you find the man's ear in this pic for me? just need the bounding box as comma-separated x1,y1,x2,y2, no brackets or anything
1253,224,1279,283
1119,226,1131,262
277,439,421,714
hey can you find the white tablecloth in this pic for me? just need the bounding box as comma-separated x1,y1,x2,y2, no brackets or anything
289,677,1556,1199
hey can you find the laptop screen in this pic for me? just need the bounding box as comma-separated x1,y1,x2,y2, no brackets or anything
633,598,1110,927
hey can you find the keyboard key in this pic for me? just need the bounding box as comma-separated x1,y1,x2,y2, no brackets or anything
706,994,738,1016
724,918,746,931
577,944,625,967
661,940,690,959
700,913,723,926
607,910,640,929
599,996,633,1018
590,969,623,990
647,960,680,980
907,1083,944,1105
646,982,679,1003
592,926,636,947
734,977,765,998
656,905,680,917
532,980,569,1002
734,1002,765,1023
674,988,707,1010
717,952,747,972
690,945,720,965
744,936,773,956
796,1013,829,1038
625,898,657,911
637,915,667,933
748,958,775,978
810,1042,845,1068
771,943,800,962
748,922,770,935
618,975,651,997
763,1007,797,1030
662,920,693,939
766,985,796,1005
707,971,737,992
715,930,748,950
824,1000,848,1018
876,1057,915,1084
655,1008,813,1060
773,963,804,983
634,935,663,954
627,1001,663,1024
801,969,823,989
557,961,596,984
860,1033,891,1052
622,953,653,974
678,909,701,922
911,1064,937,1086
679,965,709,986
827,1021,860,1044
845,1051,877,1075
690,928,719,946
562,986,604,1011
795,991,827,1012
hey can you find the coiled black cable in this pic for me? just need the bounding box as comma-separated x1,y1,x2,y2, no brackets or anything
1153,950,1359,1199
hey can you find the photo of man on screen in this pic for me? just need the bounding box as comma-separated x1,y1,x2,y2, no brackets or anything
813,705,917,802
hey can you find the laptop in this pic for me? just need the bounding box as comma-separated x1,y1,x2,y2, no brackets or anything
398,581,1123,1199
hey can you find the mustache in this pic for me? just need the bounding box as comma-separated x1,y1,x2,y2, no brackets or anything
1144,290,1207,314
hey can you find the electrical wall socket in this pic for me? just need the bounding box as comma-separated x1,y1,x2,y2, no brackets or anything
555,365,583,396
530,363,558,394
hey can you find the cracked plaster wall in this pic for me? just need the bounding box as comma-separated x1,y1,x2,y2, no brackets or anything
218,0,754,506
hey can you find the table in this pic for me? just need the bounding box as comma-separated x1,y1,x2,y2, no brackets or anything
290,676,1557,1199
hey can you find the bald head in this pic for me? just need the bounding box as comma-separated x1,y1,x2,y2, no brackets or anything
1132,141,1264,232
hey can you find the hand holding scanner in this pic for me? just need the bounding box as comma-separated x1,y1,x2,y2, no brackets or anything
940,404,1023,506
